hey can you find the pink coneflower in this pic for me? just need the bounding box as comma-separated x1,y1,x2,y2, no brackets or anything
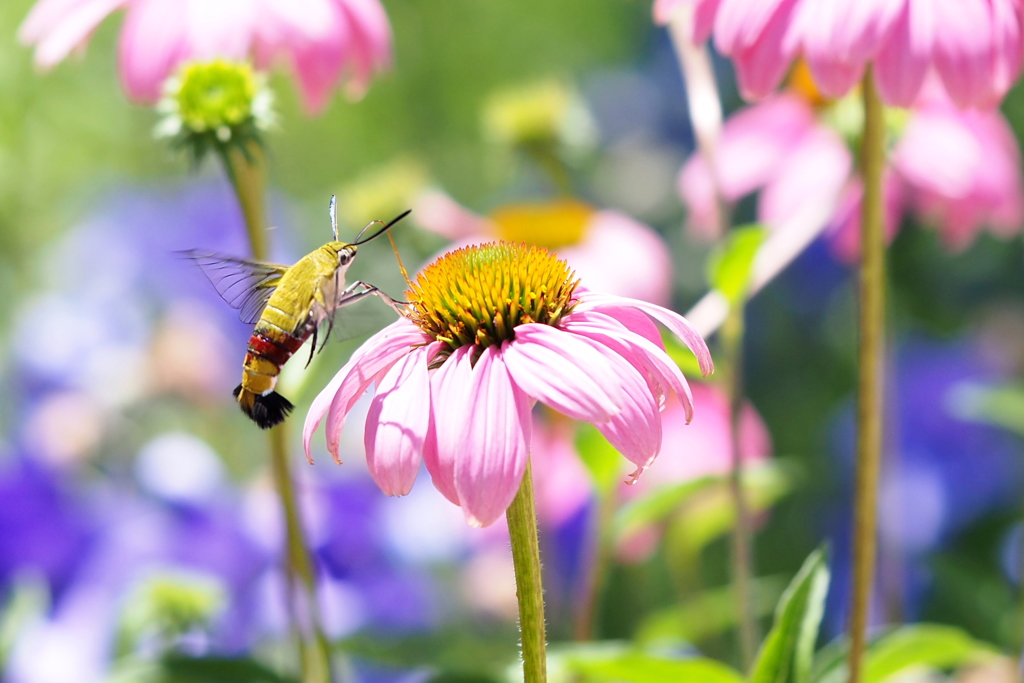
679,82,1024,259
19,0,392,113
304,242,713,528
414,194,675,306
655,0,1024,108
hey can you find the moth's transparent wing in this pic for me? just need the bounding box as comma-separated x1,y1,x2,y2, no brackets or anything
183,251,289,324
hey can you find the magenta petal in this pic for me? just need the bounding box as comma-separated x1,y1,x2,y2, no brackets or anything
575,294,714,377
562,310,695,421
450,346,532,528
303,320,429,463
502,324,626,422
424,345,473,506
363,344,431,496
875,0,934,106
20,0,126,68
718,0,800,99
932,0,998,107
117,0,187,103
588,348,662,477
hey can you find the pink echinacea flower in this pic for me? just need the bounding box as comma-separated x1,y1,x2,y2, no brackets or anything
304,242,714,528
19,0,392,113
655,0,1024,108
679,86,1024,258
414,194,675,306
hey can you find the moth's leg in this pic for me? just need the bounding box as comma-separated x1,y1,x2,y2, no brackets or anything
319,313,335,354
305,324,318,369
338,280,410,316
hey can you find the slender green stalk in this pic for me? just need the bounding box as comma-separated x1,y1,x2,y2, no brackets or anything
722,300,757,669
848,67,886,683
222,141,332,683
506,460,548,683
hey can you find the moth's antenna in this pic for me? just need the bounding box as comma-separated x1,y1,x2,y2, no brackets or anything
329,195,339,241
353,209,412,245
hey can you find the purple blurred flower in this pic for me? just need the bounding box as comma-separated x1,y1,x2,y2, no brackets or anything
655,0,1024,108
824,336,1024,629
19,0,393,113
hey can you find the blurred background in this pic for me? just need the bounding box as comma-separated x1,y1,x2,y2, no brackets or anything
3,0,1024,681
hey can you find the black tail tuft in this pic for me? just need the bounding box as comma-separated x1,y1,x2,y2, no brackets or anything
234,384,294,429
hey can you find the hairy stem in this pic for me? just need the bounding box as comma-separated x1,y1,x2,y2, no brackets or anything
506,460,548,683
849,67,886,683
722,303,758,669
222,142,332,683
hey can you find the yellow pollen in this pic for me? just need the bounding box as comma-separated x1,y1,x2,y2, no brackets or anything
407,242,579,353
490,199,594,249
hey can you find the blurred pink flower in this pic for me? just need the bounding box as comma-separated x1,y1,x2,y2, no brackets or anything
303,243,713,528
679,90,1024,258
19,0,392,113
655,0,1024,108
414,192,675,306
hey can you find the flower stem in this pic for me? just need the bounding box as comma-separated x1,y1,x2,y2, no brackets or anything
722,301,757,669
221,141,332,683
849,67,886,683
506,460,548,683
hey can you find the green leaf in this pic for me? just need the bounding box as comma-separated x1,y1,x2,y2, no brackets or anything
561,651,745,683
0,578,48,671
634,575,789,646
658,461,798,560
707,225,768,305
613,476,720,541
811,625,999,683
749,546,830,683
151,656,297,683
576,423,627,497
946,382,1024,438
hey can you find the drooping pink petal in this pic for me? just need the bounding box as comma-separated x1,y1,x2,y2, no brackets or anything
931,0,999,107
450,346,532,528
19,0,127,68
303,319,429,463
875,0,935,106
593,355,662,480
336,0,393,97
679,95,816,238
502,324,627,422
285,12,350,114
424,345,473,506
575,293,714,377
759,125,852,229
561,309,694,420
989,0,1024,102
794,0,902,98
182,0,254,61
716,0,801,99
363,343,433,496
117,0,188,102
558,210,673,306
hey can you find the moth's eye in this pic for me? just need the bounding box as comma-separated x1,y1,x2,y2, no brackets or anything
339,251,351,265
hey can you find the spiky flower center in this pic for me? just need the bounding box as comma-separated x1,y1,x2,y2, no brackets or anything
407,242,579,352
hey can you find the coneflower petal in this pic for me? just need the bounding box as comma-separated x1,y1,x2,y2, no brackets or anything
576,293,715,377
303,320,429,463
503,324,627,422
452,346,532,528
594,356,662,479
562,310,695,422
425,345,473,506
364,343,432,496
